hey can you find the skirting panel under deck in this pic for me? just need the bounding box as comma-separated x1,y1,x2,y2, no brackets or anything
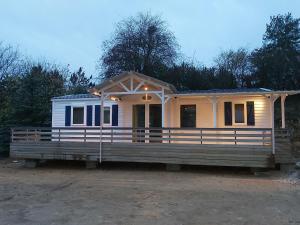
10,142,274,168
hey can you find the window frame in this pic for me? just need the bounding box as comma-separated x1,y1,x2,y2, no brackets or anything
180,104,196,128
71,106,85,126
233,102,247,125
103,106,111,125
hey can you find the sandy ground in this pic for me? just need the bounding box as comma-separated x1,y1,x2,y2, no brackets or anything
0,159,299,225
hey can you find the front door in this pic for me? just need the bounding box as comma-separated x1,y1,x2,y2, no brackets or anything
132,105,145,142
149,104,162,142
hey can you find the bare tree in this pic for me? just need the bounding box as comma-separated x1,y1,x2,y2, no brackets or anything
99,12,179,78
214,48,252,87
0,42,21,81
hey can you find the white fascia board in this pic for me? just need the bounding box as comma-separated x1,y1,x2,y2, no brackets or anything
51,98,113,103
170,90,300,97
51,98,98,102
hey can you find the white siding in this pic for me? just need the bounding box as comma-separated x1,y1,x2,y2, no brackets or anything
170,97,213,128
117,94,163,127
51,98,116,127
217,96,271,128
52,95,271,129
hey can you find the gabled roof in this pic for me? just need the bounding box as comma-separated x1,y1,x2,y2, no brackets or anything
94,71,177,92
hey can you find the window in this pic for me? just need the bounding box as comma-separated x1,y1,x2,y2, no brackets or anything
72,107,84,125
234,104,245,124
180,105,196,128
104,107,110,124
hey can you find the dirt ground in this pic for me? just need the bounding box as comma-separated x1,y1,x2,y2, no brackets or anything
0,159,299,225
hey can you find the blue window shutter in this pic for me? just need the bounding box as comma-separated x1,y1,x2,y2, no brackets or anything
112,104,118,126
86,105,93,126
247,101,255,126
65,106,71,126
94,105,101,126
224,102,232,126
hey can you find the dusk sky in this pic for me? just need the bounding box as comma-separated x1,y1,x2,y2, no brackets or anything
1,0,300,77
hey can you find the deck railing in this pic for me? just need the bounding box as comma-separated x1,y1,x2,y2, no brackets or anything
11,127,272,146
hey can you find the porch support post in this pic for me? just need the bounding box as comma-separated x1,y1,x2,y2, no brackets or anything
168,98,171,127
281,94,287,129
99,90,105,163
161,88,165,128
210,97,218,128
269,95,279,154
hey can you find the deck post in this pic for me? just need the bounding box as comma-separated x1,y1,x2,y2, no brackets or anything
24,159,39,168
281,94,287,129
161,88,165,128
161,88,165,143
269,95,279,154
58,128,61,142
26,129,29,142
110,127,113,143
234,129,237,145
99,91,104,163
10,128,14,143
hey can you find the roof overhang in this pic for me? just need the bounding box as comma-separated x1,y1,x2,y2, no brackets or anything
170,90,300,97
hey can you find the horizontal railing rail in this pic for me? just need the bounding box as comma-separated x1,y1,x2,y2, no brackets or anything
11,127,273,146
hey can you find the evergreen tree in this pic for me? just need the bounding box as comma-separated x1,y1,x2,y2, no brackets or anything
251,13,300,89
12,65,65,126
67,67,93,94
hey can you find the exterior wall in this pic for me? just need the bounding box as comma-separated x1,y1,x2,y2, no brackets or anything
171,97,213,128
52,95,271,129
217,96,271,128
171,95,271,128
51,98,115,127
117,93,167,127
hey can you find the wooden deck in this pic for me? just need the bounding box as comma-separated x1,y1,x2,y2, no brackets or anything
11,142,274,168
10,127,275,168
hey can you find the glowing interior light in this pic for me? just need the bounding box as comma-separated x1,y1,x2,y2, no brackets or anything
144,87,148,91
110,96,120,101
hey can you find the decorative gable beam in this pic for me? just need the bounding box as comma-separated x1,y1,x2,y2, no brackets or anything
130,77,133,91
134,81,145,92
119,82,130,92
154,92,170,104
154,92,162,100
164,96,171,104
132,74,169,90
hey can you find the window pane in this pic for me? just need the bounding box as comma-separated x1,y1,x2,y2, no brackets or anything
180,105,196,128
104,107,110,124
235,104,244,123
73,107,84,124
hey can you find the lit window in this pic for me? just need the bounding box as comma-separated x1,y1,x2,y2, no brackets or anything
180,105,196,128
104,107,110,124
73,107,84,125
234,104,245,124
